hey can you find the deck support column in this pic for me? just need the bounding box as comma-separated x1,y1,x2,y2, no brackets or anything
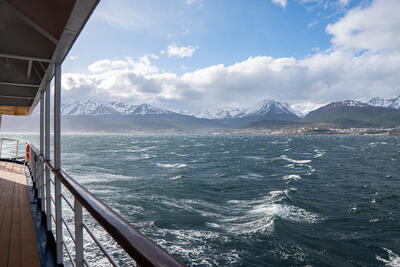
40,91,45,211
45,81,51,231
54,63,63,265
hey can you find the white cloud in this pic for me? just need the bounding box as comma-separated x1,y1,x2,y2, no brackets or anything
271,0,287,8
167,44,198,58
62,0,400,111
339,0,350,6
308,20,318,28
187,0,203,5
63,50,400,110
69,56,79,60
326,0,400,51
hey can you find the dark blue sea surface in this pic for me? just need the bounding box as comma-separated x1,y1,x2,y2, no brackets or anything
5,134,400,266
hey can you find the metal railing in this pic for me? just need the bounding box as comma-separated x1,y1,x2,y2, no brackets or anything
0,138,184,267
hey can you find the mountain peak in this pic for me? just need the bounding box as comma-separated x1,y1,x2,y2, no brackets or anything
369,95,400,109
326,100,369,108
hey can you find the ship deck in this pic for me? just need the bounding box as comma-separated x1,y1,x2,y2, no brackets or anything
0,161,40,267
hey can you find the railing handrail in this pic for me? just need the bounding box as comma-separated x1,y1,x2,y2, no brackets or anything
59,169,183,267
11,140,184,267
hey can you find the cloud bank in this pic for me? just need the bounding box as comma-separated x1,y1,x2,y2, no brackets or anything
63,0,400,112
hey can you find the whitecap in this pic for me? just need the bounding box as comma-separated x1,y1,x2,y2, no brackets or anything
239,173,263,179
206,222,221,228
279,155,312,164
170,175,182,180
157,163,187,168
376,248,400,267
243,156,265,161
223,190,322,235
142,154,156,159
283,174,301,181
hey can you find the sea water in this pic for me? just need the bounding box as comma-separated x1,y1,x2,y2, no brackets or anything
3,134,400,266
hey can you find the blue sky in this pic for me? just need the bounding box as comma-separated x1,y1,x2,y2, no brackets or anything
62,0,400,113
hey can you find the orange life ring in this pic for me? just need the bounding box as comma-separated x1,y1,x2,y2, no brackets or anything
26,144,30,161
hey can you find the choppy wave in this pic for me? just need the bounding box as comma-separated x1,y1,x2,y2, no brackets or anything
157,163,187,168
377,248,400,267
278,155,312,164
223,190,323,234
283,174,301,182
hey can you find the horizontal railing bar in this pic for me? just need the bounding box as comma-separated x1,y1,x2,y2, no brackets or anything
62,218,75,243
63,242,76,267
83,222,120,267
29,142,184,267
60,169,183,267
62,194,74,210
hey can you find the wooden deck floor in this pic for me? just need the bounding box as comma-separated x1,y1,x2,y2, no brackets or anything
0,161,40,267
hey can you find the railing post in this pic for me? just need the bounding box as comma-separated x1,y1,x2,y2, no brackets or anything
35,153,39,192
45,81,51,231
0,140,2,158
29,144,33,180
75,199,84,267
15,140,19,159
54,63,63,265
40,91,45,211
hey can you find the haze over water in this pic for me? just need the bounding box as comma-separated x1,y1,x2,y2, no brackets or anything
6,134,400,266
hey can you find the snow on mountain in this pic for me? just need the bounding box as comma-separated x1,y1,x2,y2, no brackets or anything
106,101,137,114
327,100,369,108
180,99,299,120
131,104,172,115
61,100,172,116
237,99,298,119
61,100,118,115
180,108,245,120
368,95,400,109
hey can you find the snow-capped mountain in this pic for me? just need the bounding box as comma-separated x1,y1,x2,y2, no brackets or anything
61,100,172,116
58,98,299,121
368,95,400,109
61,100,118,116
237,99,299,119
181,100,299,121
179,108,245,120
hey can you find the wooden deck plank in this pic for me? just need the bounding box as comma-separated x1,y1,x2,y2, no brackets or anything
8,173,21,267
0,163,40,267
20,173,41,267
0,173,14,267
0,178,10,230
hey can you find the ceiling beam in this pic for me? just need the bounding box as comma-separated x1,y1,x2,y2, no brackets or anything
0,84,38,98
0,58,41,85
0,53,51,63
0,97,33,107
0,81,39,87
0,0,58,44
0,95,35,100
38,62,46,73
27,60,32,79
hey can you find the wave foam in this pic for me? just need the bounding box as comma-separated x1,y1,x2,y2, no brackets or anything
157,163,187,168
278,155,312,164
223,190,322,235
283,174,301,182
377,248,400,266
